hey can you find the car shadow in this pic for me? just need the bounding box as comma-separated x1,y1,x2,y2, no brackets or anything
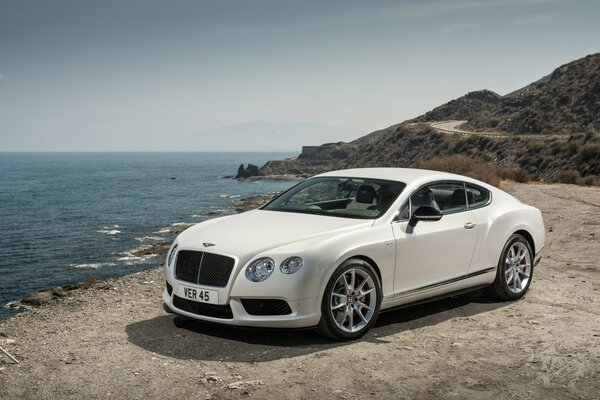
125,291,507,363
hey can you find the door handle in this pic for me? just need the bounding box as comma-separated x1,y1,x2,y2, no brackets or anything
464,222,477,229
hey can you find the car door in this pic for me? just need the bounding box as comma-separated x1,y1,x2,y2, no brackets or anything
392,181,479,294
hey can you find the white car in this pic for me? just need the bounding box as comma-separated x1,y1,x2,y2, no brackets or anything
163,168,545,340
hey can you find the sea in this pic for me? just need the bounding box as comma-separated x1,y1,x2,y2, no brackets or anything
0,152,296,320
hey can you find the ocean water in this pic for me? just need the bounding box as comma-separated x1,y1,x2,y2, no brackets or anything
0,152,296,320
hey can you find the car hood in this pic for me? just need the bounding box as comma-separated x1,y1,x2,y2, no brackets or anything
176,209,372,260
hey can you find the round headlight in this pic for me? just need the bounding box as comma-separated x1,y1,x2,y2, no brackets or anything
245,257,275,282
167,244,178,267
280,256,303,274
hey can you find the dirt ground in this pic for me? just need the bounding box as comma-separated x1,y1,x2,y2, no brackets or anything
1,182,599,400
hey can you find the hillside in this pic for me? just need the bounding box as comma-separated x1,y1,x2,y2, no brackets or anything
245,53,600,184
413,89,502,122
465,53,600,134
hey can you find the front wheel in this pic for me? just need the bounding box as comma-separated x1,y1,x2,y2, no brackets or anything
318,258,382,340
489,234,534,301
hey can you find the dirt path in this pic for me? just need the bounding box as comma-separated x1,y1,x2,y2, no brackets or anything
428,120,569,140
1,183,599,400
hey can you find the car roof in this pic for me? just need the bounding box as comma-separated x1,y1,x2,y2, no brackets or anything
315,167,476,186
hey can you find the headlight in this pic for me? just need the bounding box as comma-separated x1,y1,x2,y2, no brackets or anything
280,256,303,274
167,244,178,267
245,257,275,282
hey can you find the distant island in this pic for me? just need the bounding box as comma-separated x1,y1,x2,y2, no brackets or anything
236,53,600,186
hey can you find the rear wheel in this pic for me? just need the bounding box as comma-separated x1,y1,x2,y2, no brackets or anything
489,234,534,301
318,258,382,340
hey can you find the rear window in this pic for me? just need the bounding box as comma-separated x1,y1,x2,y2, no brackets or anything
465,184,491,208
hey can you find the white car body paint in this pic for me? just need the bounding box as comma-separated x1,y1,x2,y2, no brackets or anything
163,168,545,328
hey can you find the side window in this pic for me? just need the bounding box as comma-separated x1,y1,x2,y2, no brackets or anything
398,202,410,220
428,182,467,214
397,181,469,220
465,184,491,208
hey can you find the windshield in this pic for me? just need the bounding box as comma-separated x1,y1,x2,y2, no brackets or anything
262,177,406,219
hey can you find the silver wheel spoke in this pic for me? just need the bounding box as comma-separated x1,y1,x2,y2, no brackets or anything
357,276,371,293
329,267,378,334
357,308,368,323
361,287,375,296
504,242,532,294
342,274,350,292
506,272,514,284
348,309,354,330
340,309,349,326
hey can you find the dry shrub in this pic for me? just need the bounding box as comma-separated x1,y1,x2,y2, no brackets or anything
498,167,531,183
82,275,98,289
553,170,582,184
582,175,600,186
414,155,500,187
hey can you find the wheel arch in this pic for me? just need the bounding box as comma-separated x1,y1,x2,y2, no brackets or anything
317,254,384,308
513,229,535,256
348,255,383,285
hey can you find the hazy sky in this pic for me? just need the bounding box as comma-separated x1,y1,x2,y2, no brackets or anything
1,0,599,151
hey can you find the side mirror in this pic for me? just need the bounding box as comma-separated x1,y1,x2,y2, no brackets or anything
409,206,443,228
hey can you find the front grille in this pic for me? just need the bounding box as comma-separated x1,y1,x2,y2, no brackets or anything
166,281,173,296
175,250,235,287
242,299,292,316
173,295,233,319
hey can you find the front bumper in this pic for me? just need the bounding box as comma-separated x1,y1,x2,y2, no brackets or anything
162,280,321,329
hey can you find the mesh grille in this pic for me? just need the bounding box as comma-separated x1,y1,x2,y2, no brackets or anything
175,250,235,287
173,295,233,319
241,299,292,316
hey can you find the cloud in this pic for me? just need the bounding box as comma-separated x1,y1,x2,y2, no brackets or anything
513,13,555,25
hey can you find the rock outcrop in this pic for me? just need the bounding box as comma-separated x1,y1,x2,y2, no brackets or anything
235,163,260,179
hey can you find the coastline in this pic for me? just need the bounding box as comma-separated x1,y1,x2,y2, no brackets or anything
2,192,277,318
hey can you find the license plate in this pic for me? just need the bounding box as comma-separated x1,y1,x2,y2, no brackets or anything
176,284,218,305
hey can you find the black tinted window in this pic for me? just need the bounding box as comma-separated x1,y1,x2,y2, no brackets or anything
465,184,491,208
428,182,467,213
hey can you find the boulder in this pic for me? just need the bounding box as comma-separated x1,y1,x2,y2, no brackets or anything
235,164,260,179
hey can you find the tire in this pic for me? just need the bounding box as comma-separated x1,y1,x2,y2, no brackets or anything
318,258,382,340
489,233,534,301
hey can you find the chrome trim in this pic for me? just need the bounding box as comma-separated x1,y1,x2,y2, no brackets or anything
394,267,496,297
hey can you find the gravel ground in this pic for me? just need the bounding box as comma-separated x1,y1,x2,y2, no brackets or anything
1,182,599,400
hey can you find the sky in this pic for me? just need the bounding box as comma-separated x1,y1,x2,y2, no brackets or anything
1,0,599,151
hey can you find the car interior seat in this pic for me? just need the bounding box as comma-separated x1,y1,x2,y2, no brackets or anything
347,185,377,209
410,187,440,212
442,188,467,211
